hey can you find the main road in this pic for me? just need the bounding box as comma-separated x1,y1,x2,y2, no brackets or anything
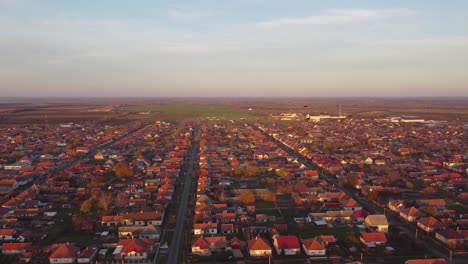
167,126,200,264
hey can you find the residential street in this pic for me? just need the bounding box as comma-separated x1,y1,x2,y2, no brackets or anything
167,126,200,264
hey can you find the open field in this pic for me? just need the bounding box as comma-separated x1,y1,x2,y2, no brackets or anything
0,101,123,125
0,97,467,124
121,103,256,120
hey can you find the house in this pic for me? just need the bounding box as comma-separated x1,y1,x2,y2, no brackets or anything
435,229,464,247
400,207,425,222
2,242,32,255
114,238,154,261
273,235,301,255
191,236,211,256
49,243,80,264
308,210,353,222
416,199,446,209
364,215,389,232
220,224,234,234
343,198,362,211
193,223,217,235
360,232,387,248
302,239,326,256
139,225,160,240
0,229,16,241
77,247,98,264
101,215,124,227
215,213,236,223
118,225,160,240
191,236,227,256
417,217,443,233
204,236,227,252
247,237,272,257
76,147,90,153
102,211,163,227
405,259,446,264
374,159,386,166
303,170,319,180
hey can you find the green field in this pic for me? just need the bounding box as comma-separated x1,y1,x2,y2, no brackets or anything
122,104,256,120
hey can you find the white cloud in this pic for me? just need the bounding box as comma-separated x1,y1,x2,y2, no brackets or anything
256,8,413,28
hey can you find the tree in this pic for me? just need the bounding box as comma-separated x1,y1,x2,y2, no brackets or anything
405,181,414,189
144,134,153,142
98,192,113,213
80,198,94,214
367,189,379,202
245,165,260,177
423,206,438,217
238,190,255,204
276,169,287,178
348,173,359,187
11,151,23,161
115,163,134,178
115,192,129,209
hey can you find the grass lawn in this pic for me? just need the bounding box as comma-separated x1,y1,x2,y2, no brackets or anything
290,223,350,241
122,104,255,120
255,201,279,216
54,232,105,247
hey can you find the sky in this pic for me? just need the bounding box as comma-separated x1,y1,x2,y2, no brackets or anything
0,0,467,97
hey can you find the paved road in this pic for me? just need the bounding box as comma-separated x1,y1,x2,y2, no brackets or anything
252,125,449,261
167,126,200,264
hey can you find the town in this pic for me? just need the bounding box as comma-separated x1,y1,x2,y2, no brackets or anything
0,100,466,264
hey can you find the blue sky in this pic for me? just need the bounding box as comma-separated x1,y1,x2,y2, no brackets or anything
1,0,467,97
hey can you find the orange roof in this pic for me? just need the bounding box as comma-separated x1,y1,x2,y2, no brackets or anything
204,236,227,248
16,184,39,200
361,232,387,243
275,236,300,249
418,217,442,228
118,238,153,254
247,237,271,251
192,236,210,250
102,215,124,223
401,207,425,218
2,243,32,251
125,211,162,221
343,198,359,207
49,243,80,259
302,239,325,251
0,229,15,236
